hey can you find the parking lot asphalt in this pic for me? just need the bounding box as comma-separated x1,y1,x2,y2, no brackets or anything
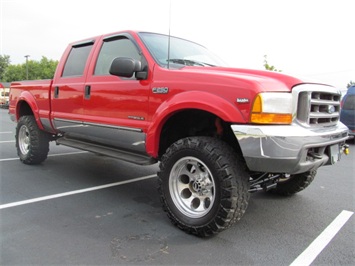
0,108,354,265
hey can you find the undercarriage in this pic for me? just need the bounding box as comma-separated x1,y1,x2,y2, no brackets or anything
249,172,282,193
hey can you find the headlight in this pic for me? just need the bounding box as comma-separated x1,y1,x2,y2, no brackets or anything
250,93,293,124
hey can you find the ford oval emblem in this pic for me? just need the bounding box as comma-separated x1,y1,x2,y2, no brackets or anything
327,105,335,114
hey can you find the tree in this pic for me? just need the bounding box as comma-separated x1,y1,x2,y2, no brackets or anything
347,80,355,88
0,55,11,80
3,56,58,82
263,55,282,72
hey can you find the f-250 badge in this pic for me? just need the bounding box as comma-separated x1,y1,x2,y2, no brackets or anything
152,87,169,94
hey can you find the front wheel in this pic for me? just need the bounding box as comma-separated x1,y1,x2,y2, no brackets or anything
16,115,50,164
158,137,250,237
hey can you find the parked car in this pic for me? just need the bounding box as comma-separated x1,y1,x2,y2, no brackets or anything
0,83,10,108
340,86,355,138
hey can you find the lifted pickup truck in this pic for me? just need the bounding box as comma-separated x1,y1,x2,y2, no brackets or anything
9,30,349,237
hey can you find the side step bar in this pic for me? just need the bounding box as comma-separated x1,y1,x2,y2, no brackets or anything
56,137,157,165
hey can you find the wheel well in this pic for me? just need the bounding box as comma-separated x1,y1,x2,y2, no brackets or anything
17,101,33,118
158,109,243,158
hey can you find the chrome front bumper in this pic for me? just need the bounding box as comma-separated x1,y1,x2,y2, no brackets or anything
232,122,349,174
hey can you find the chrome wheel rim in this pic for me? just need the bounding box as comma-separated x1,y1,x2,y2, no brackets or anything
18,125,30,155
169,156,215,218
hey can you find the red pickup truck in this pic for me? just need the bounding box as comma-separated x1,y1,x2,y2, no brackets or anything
9,30,349,237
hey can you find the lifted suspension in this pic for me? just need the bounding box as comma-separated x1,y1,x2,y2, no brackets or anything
249,173,282,193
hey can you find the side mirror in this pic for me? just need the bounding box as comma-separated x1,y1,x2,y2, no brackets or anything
109,57,146,79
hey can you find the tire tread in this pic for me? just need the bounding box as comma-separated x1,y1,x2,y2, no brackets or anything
158,137,250,237
16,115,50,165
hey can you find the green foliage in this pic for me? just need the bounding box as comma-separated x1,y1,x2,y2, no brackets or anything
263,55,282,72
2,56,58,82
347,80,355,88
0,55,11,80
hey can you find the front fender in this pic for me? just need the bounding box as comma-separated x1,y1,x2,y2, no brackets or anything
146,91,245,157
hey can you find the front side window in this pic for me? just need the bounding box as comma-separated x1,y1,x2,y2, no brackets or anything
62,43,93,77
94,37,141,76
139,32,226,68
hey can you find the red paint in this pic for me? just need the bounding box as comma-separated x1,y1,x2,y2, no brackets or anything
9,30,314,158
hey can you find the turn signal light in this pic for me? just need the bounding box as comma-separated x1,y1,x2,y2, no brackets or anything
250,93,293,124
250,113,293,124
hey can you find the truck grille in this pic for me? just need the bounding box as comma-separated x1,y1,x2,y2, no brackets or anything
297,91,341,126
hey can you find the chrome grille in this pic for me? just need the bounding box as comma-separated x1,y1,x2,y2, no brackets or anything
297,91,341,126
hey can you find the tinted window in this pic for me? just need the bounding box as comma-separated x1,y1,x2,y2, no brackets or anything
343,95,355,110
139,32,226,67
62,44,93,77
95,38,141,76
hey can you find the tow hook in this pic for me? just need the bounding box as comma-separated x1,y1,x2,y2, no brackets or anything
342,144,350,155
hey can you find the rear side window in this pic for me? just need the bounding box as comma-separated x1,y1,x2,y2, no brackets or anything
343,95,355,110
62,43,93,77
94,37,141,76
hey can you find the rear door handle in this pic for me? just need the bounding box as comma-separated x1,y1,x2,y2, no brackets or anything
85,85,91,99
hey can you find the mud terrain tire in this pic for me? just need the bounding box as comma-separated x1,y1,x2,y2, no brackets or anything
158,137,250,237
16,115,50,164
270,171,317,196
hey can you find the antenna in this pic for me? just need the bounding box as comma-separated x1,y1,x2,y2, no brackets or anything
167,0,172,69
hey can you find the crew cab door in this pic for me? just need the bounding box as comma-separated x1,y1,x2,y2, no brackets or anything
51,40,95,134
82,34,150,154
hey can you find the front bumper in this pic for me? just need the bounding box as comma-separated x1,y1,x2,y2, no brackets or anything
232,122,349,174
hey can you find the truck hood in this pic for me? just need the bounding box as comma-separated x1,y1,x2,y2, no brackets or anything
176,66,326,92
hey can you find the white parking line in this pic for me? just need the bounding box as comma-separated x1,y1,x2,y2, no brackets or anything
0,151,88,162
290,210,354,266
0,140,15,143
0,174,157,210
0,131,13,134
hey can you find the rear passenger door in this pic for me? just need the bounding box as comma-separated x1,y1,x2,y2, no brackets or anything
51,40,95,135
83,34,150,153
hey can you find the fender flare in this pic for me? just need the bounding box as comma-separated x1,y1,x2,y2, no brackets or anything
146,91,245,157
16,91,44,130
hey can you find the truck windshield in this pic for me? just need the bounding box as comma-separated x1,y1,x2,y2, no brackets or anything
139,32,227,68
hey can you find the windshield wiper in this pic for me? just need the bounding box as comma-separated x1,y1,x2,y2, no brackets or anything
167,59,215,67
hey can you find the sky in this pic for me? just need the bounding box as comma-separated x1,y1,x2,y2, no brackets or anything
0,0,354,89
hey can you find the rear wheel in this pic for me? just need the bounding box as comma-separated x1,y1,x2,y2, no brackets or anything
16,115,50,164
270,171,316,196
158,137,250,237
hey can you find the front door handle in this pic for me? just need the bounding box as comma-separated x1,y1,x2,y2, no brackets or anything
54,86,59,98
85,85,91,99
